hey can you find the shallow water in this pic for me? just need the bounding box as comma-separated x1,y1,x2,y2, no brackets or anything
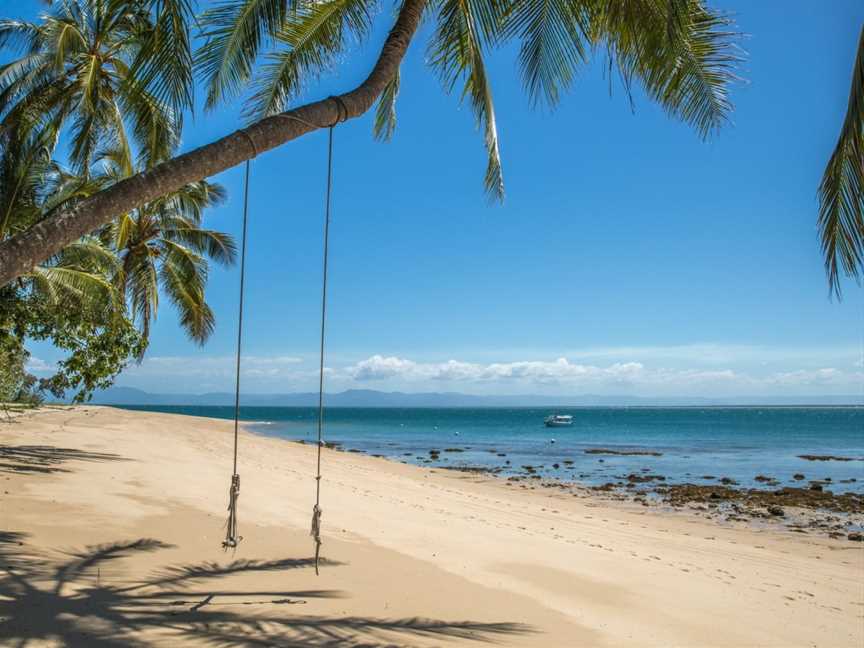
115,405,864,493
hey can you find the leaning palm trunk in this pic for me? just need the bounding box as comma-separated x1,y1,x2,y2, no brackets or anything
0,0,427,288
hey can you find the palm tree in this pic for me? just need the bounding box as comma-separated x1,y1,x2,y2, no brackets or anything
95,151,236,344
0,0,744,285
0,1,235,343
0,0,193,173
198,0,742,198
0,128,118,309
818,25,863,299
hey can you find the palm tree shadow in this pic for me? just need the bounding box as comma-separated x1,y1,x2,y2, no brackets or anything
0,534,533,647
0,444,128,474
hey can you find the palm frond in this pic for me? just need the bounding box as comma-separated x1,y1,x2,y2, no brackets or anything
373,66,400,141
29,265,117,308
593,0,743,138
818,25,864,298
0,19,41,53
129,0,195,117
245,0,374,119
158,243,215,344
197,0,288,110
163,222,237,265
429,0,504,199
118,72,180,166
501,0,590,107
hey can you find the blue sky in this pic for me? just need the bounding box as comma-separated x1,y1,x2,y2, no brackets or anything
16,0,864,398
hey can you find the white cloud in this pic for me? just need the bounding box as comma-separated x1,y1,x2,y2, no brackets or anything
24,356,54,374
108,346,864,397
344,355,732,388
766,368,854,386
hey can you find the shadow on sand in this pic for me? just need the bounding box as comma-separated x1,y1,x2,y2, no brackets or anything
0,533,532,647
0,444,128,475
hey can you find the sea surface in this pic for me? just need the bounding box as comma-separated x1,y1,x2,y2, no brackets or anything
115,405,864,493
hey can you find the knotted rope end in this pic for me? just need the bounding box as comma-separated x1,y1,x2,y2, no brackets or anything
310,503,323,575
222,473,242,551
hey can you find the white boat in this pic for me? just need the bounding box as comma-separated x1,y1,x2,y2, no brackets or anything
544,414,573,427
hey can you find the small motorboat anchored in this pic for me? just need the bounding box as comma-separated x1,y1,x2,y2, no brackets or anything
544,414,573,428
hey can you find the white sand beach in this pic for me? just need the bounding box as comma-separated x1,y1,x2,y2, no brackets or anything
1,406,862,646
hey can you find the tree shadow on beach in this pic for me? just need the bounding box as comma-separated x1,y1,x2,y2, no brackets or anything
0,534,532,647
0,444,128,475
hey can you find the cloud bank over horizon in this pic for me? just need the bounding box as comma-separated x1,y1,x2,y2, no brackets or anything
26,343,864,398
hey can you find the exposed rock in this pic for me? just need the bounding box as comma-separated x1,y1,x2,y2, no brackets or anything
585,448,663,457
767,505,785,517
622,473,666,483
848,532,864,542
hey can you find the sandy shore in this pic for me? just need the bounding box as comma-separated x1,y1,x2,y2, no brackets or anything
1,406,862,647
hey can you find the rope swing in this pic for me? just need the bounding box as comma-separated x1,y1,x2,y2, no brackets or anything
218,96,345,566
311,97,347,575
223,158,253,550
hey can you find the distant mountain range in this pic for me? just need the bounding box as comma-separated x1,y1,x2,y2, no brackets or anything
89,386,863,407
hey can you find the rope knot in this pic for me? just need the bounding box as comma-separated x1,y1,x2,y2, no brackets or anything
310,503,323,574
327,95,349,126
222,473,242,550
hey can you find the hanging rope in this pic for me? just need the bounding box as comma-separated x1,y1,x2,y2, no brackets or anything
311,98,347,575
223,159,252,550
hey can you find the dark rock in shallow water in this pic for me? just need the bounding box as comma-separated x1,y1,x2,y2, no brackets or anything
654,484,863,515
798,454,860,462
623,473,666,483
585,448,663,457
719,477,738,485
552,463,560,469
809,483,823,491
702,475,716,480
793,473,806,480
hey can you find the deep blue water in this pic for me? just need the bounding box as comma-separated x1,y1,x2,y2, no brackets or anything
115,405,864,492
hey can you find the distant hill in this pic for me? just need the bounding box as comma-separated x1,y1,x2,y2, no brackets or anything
89,386,863,407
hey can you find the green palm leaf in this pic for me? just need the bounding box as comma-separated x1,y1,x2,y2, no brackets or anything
373,66,400,141
818,25,864,298
245,0,374,119
501,0,590,107
594,0,743,138
197,0,289,110
158,241,215,344
429,0,505,199
129,0,196,117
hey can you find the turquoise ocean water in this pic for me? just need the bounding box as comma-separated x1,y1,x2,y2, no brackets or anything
115,405,864,492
